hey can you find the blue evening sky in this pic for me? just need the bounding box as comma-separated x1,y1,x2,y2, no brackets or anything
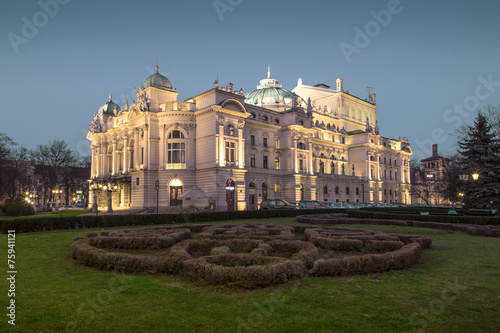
1,0,499,161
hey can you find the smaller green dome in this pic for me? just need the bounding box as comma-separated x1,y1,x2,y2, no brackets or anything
142,64,173,90
98,95,121,115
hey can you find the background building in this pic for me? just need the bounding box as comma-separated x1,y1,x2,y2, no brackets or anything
411,144,450,205
87,66,412,212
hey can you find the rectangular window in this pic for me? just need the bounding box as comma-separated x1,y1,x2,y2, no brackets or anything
275,157,280,169
299,159,304,171
141,147,144,164
225,142,235,162
250,154,256,167
250,135,255,145
167,143,185,163
275,139,280,149
263,138,268,147
136,177,139,186
263,156,268,169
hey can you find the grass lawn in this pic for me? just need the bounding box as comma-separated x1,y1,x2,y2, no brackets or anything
0,209,90,220
1,217,499,332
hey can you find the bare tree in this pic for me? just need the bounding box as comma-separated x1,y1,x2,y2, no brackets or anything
0,134,30,200
30,140,79,203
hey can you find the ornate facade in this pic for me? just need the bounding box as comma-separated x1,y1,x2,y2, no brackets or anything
87,66,412,211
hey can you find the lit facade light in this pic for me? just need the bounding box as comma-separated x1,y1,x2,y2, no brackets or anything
472,173,479,180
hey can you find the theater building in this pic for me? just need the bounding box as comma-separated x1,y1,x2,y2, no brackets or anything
87,65,412,211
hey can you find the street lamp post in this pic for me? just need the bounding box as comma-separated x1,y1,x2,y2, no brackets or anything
459,172,480,208
155,179,159,214
90,178,98,215
106,175,117,214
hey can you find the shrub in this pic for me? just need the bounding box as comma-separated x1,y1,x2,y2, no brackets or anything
364,240,404,253
5,201,35,217
311,243,422,277
211,246,231,255
181,254,305,288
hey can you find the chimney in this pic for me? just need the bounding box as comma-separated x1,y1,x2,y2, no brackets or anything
432,144,438,157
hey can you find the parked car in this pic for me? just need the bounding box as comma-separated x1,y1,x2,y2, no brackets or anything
35,205,51,212
259,199,298,210
323,202,354,209
298,200,329,209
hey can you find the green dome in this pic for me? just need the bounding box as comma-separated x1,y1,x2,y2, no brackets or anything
142,64,173,90
98,95,121,115
245,68,305,110
245,82,296,105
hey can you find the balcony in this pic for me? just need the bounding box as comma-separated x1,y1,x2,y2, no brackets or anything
165,163,186,170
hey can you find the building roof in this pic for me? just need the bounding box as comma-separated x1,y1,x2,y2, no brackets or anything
244,67,305,111
142,64,173,91
97,95,121,115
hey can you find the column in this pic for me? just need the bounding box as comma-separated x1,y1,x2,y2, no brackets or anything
238,124,244,168
134,129,140,170
112,141,118,175
292,139,298,173
308,141,313,175
376,154,381,181
91,145,96,177
219,120,225,167
143,125,149,170
123,136,128,173
160,125,165,170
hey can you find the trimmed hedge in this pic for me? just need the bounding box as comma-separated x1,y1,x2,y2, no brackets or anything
181,254,305,289
297,214,500,238
348,209,500,225
311,243,422,277
196,223,295,241
0,208,342,234
71,223,432,288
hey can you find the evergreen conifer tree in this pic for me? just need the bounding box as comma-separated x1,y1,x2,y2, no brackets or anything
458,113,500,209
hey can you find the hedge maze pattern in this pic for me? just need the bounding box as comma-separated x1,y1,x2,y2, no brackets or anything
71,222,432,288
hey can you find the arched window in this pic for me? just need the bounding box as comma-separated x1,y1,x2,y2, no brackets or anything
169,130,184,139
319,161,325,173
356,187,359,195
323,185,328,194
345,104,349,117
274,183,281,193
335,186,340,194
351,106,355,118
298,120,304,126
297,142,306,150
330,162,335,174
346,187,350,195
357,108,361,120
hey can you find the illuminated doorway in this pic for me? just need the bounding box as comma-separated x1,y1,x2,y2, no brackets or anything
249,182,256,210
169,179,183,206
226,179,235,211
